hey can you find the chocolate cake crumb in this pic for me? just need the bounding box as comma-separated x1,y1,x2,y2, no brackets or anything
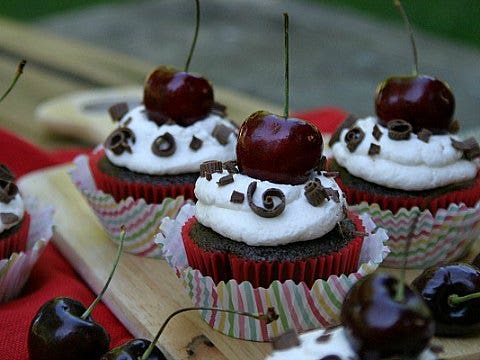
217,174,234,186
0,212,19,225
368,143,381,156
108,102,129,122
372,124,383,140
448,119,460,134
189,136,203,151
387,119,412,140
417,128,432,143
345,127,365,152
451,137,480,160
315,333,332,343
212,124,234,145
328,114,359,147
151,132,176,157
271,329,301,350
230,190,244,204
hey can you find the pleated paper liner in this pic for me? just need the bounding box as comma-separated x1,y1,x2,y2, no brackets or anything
0,198,54,303
70,152,189,258
352,201,480,268
181,214,364,288
156,204,389,341
88,149,196,204
0,213,30,259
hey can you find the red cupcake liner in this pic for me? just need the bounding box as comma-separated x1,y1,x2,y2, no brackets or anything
0,212,30,259
88,149,195,204
333,168,480,215
182,213,365,288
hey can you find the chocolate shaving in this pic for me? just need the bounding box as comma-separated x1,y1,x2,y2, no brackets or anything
344,127,365,152
315,156,327,172
0,181,18,203
212,101,227,117
417,128,432,143
223,160,239,174
322,171,339,178
0,212,19,225
212,124,234,145
368,143,381,156
151,132,176,157
451,137,480,160
271,329,300,350
108,102,129,122
105,127,136,155
324,187,340,203
316,333,332,343
200,160,223,177
189,136,203,151
319,356,341,360
217,174,234,186
448,119,460,134
205,172,212,181
304,179,326,207
0,164,15,182
387,119,412,140
247,181,285,218
328,114,358,148
230,190,245,204
372,124,383,141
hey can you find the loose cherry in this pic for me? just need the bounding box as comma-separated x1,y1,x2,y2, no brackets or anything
341,272,434,358
28,227,126,360
374,1,455,134
101,306,278,360
236,13,323,185
143,0,213,127
411,263,480,336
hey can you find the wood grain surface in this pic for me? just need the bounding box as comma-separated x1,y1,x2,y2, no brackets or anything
18,165,480,360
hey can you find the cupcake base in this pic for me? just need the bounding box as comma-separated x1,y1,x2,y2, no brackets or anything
0,213,30,259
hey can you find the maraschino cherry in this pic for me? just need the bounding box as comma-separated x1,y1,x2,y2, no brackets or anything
375,0,455,134
143,0,213,127
101,306,278,359
412,263,480,336
28,227,126,360
236,13,323,185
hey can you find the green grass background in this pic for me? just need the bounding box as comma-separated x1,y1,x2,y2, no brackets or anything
0,0,479,49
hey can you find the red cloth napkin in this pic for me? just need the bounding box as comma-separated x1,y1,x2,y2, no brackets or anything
0,107,347,359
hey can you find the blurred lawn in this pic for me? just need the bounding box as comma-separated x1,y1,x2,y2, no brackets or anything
0,0,479,49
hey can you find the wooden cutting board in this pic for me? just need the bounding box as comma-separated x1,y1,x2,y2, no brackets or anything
18,165,480,359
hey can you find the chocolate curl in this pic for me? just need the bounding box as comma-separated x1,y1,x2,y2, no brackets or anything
328,114,359,148
304,179,326,207
189,135,203,151
247,181,286,218
200,160,223,178
0,212,19,225
223,160,239,174
344,127,365,152
387,119,412,140
315,155,327,172
417,128,432,143
315,333,332,343
0,181,18,203
271,329,301,350
108,102,129,122
451,137,480,160
372,124,383,141
0,164,15,182
151,132,176,157
105,127,136,155
212,124,234,145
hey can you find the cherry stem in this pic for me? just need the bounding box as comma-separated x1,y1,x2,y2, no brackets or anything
0,59,26,104
81,225,126,320
283,12,290,119
140,306,278,360
184,0,200,72
393,0,419,76
448,292,480,307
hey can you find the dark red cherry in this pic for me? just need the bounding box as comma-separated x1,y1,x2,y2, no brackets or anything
375,75,455,133
236,110,323,185
143,65,214,127
411,263,480,336
28,297,110,360
341,272,434,358
101,339,166,360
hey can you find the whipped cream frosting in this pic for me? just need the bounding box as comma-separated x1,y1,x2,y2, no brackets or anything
265,326,438,360
331,116,478,191
105,106,237,175
0,193,24,233
195,170,346,246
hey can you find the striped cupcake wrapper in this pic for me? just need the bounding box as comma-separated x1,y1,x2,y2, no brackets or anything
0,197,54,303
156,204,389,341
352,200,480,268
70,153,188,258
